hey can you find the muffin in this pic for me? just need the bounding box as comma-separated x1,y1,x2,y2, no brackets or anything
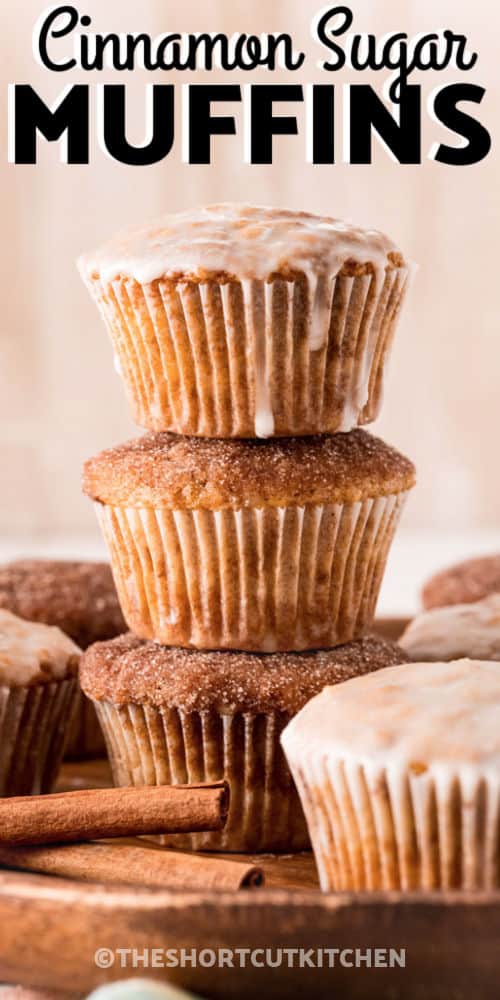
87,981,197,1000
0,560,126,758
0,609,79,796
0,560,125,648
78,204,409,438
282,659,500,892
422,554,500,610
401,594,500,661
80,634,409,852
83,429,415,651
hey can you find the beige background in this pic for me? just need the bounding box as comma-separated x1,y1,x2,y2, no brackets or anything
0,0,498,608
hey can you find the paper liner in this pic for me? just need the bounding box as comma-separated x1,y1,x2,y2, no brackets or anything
64,689,106,759
94,702,309,852
286,754,500,892
96,493,408,650
0,679,78,797
86,268,408,437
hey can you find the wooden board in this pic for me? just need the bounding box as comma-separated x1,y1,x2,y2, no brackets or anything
3,619,500,998
1,865,500,999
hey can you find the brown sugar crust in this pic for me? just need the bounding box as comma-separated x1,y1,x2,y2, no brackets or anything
172,255,405,285
0,560,126,649
83,429,416,510
180,254,405,285
80,635,410,715
86,256,404,286
422,555,500,610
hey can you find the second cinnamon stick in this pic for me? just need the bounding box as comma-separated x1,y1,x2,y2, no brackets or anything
0,782,229,846
0,841,263,891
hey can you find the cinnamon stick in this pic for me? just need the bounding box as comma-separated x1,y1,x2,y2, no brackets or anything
0,841,263,890
0,783,229,846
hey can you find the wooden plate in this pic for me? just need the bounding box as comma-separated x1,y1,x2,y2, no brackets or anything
1,862,499,999
2,620,499,998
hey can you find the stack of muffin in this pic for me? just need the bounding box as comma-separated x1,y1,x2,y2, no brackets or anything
78,204,415,851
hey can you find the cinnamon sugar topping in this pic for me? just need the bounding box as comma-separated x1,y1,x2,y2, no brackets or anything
83,429,415,510
0,560,125,648
80,635,409,714
422,554,500,610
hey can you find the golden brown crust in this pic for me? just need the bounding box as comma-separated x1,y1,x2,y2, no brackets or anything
87,256,405,286
80,635,410,715
0,560,126,649
83,430,416,510
422,555,500,610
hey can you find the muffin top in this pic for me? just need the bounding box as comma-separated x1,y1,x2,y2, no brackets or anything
0,609,80,686
282,659,500,771
80,635,409,715
422,554,500,610
0,560,126,649
78,203,404,286
401,594,500,662
83,430,415,510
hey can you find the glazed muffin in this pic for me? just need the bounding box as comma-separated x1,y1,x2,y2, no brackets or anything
422,554,500,610
83,429,415,651
0,609,79,796
0,560,126,758
282,659,500,892
401,594,500,661
78,204,409,439
81,634,408,852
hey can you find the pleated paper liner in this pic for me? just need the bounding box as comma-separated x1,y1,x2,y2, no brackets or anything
64,690,106,759
96,492,408,651
86,266,408,438
0,679,78,796
94,702,309,852
288,755,500,892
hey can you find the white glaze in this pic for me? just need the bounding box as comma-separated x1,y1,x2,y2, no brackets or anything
282,659,500,772
0,609,80,686
78,204,398,288
400,594,500,662
86,980,194,1000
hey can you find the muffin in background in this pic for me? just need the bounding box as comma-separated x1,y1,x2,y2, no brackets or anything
401,594,500,661
0,560,126,758
81,634,409,852
0,560,125,648
83,429,415,651
282,659,500,892
0,609,79,796
78,203,409,439
422,554,500,610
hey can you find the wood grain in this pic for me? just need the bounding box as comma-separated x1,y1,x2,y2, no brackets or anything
0,872,499,998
